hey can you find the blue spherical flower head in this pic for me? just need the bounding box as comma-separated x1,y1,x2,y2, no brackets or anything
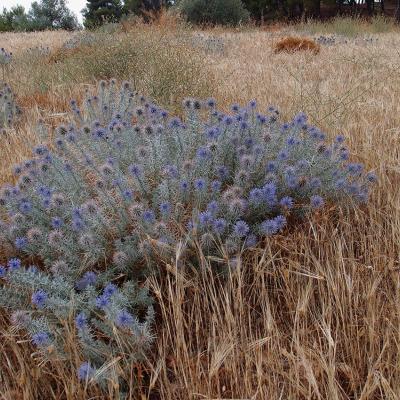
310,177,322,189
216,165,228,179
223,115,233,126
15,236,27,249
206,127,220,140
285,175,298,189
347,163,363,175
211,180,222,193
75,312,87,330
0,265,6,278
262,182,277,198
339,150,349,161
335,178,346,189
164,165,179,179
103,283,117,297
196,146,211,160
199,211,213,227
233,220,249,238
72,207,82,219
142,209,155,224
33,145,49,156
240,121,249,130
277,150,289,161
231,104,240,112
115,310,134,328
95,294,110,309
274,215,287,230
249,99,257,109
7,258,21,271
19,200,32,214
78,362,96,381
206,200,219,215
32,290,48,309
168,117,181,129
75,271,96,290
129,164,142,177
72,217,85,231
335,135,345,144
294,112,307,126
366,171,377,183
122,189,133,201
213,218,227,234
160,202,171,215
32,331,50,348
194,178,207,192
310,195,324,209
83,271,97,286
51,217,63,229
180,180,189,192
206,98,216,108
244,234,257,248
260,219,278,236
279,196,294,209
37,185,52,198
266,161,277,173
248,188,263,205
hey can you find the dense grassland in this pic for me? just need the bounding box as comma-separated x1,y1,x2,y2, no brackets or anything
0,17,399,399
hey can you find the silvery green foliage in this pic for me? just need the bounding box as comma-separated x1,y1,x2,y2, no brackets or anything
62,32,97,50
0,83,21,129
0,47,12,65
0,79,376,385
315,35,336,46
0,259,154,385
190,33,225,55
314,35,378,46
26,45,51,57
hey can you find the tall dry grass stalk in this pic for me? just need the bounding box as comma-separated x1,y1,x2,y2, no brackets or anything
0,22,399,399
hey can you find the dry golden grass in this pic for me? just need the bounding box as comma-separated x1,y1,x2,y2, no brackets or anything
0,30,73,55
0,22,400,399
273,36,320,54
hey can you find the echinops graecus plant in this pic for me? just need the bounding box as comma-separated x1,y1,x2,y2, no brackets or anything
0,47,12,66
0,82,21,130
0,80,376,388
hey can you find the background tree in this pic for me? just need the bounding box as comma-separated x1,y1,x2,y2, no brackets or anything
179,0,250,26
28,0,79,30
83,0,123,28
0,6,29,32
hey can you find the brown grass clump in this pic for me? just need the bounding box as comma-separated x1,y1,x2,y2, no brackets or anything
274,36,320,54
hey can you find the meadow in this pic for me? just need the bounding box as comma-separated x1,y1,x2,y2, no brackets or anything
0,16,399,399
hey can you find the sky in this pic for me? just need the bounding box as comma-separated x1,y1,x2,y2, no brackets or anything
5,0,87,23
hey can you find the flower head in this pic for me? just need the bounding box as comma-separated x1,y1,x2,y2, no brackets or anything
233,220,249,238
213,218,227,234
32,290,48,308
75,312,87,330
310,195,324,209
78,362,96,381
115,310,134,328
15,236,27,249
32,331,51,348
7,258,21,271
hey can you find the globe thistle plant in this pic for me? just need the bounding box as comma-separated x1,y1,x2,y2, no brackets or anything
0,83,21,129
0,80,376,389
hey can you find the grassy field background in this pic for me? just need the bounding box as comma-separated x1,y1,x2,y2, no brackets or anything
1,16,399,399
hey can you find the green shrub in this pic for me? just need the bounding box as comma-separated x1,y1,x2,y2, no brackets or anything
180,0,249,26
